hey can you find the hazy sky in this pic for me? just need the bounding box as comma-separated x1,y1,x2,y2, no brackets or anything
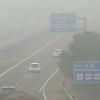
0,0,100,32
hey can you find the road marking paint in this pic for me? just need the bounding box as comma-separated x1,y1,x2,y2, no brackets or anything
0,34,65,78
62,86,74,100
39,68,59,93
15,75,28,86
42,88,47,100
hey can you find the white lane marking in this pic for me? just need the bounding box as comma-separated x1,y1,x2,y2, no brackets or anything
0,34,65,78
39,68,59,93
15,75,28,86
42,88,47,100
62,86,74,100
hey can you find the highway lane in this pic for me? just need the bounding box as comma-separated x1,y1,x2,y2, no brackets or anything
0,32,64,74
0,33,74,98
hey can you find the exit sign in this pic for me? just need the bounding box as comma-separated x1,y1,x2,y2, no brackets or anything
50,13,77,32
73,61,100,84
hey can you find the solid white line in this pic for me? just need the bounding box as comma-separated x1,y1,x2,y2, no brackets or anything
0,34,65,78
39,68,59,93
42,88,47,100
62,86,74,100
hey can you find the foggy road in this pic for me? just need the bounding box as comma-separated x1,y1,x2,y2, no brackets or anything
0,32,73,98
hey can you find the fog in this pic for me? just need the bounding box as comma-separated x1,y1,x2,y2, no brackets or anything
0,0,100,41
0,1,100,99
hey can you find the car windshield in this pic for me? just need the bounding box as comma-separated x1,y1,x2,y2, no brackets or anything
31,64,39,68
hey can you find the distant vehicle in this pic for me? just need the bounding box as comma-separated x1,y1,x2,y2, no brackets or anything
53,49,63,57
29,63,41,73
1,86,16,95
0,88,37,100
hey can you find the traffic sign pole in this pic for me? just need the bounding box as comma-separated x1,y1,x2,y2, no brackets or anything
78,17,87,33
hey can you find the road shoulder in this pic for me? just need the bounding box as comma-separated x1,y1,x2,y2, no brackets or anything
44,71,70,100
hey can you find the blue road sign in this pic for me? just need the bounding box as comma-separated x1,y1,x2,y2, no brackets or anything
73,61,100,84
50,13,77,32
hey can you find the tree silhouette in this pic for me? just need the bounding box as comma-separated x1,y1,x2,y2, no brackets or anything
59,32,100,100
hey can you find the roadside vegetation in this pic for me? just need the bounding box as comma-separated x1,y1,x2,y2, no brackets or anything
58,32,100,100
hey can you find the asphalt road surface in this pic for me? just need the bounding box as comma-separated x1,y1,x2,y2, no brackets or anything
0,32,65,74
0,32,74,99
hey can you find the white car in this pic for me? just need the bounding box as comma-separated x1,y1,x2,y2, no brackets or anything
53,49,63,57
29,63,41,73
